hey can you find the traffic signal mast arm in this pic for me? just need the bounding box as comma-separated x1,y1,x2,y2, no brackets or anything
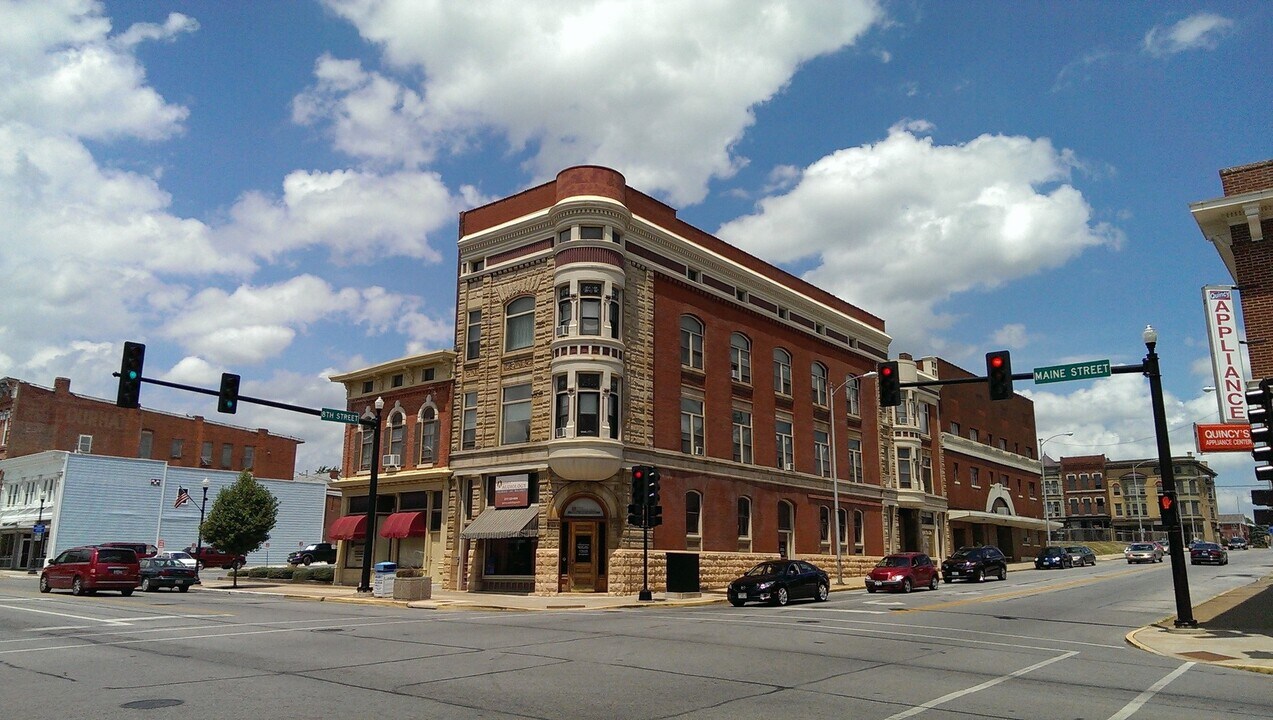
112,372,327,419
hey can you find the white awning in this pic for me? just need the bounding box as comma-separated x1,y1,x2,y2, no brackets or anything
948,510,1057,531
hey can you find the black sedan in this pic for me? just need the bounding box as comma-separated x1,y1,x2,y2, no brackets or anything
1190,542,1229,566
727,560,829,607
1064,545,1097,566
138,557,199,592
1034,547,1073,569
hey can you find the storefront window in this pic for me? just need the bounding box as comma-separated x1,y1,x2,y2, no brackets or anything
484,537,535,575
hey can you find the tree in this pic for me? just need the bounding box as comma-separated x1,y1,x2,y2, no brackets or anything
201,470,279,587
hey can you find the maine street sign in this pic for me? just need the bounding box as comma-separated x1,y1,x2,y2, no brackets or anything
320,408,361,424
1033,360,1111,384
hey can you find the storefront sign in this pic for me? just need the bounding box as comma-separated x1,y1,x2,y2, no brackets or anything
563,497,605,518
494,474,529,508
1195,423,1253,452
1203,286,1247,423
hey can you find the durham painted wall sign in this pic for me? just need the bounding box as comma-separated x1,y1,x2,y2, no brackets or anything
1203,286,1247,424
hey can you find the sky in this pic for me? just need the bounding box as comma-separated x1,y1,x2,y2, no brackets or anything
2,1,1269,516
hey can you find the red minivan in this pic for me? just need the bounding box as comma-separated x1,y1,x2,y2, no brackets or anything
40,546,140,596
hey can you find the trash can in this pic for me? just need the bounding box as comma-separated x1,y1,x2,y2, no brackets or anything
372,562,397,597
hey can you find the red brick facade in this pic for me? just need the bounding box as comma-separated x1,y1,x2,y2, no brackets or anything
1220,159,1273,196
0,377,299,478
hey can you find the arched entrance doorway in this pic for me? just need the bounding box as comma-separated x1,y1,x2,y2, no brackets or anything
560,496,608,592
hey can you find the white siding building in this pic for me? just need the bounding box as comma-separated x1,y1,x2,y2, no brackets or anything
0,451,326,569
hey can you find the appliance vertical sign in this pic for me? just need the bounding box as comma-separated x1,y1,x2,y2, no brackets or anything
1203,286,1247,423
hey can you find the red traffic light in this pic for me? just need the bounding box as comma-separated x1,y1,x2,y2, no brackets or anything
634,468,645,479
990,355,1004,369
881,365,893,377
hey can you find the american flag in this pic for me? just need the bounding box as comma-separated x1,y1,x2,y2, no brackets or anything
174,487,191,508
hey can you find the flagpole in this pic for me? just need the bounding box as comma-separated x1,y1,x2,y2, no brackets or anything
155,467,169,548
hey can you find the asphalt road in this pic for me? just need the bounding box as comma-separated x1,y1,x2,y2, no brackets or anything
1,551,1270,720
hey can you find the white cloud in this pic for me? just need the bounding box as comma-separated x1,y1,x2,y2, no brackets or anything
158,275,453,366
990,324,1032,349
308,0,885,205
717,124,1122,355
218,168,457,264
0,0,191,140
1143,13,1233,58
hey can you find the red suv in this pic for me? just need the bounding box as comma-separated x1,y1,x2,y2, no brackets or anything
40,546,140,596
187,545,247,570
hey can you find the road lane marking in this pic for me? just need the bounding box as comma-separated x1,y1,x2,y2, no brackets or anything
24,613,234,632
881,651,1079,720
900,567,1150,612
0,603,132,625
1106,662,1194,720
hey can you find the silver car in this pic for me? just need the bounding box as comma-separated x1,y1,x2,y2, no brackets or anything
1124,542,1163,564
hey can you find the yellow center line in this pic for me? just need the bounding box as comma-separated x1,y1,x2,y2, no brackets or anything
902,566,1150,612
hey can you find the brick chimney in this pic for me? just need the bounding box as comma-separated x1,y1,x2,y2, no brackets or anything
54,377,71,394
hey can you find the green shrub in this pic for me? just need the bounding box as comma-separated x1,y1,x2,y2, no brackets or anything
266,566,294,579
395,567,423,578
292,565,333,583
245,567,271,578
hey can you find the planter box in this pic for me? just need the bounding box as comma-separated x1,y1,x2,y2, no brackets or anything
393,576,432,601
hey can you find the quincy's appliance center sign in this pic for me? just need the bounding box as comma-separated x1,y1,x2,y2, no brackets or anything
1203,286,1247,424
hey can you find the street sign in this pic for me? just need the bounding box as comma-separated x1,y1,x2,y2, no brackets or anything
32,523,45,536
321,407,361,424
1033,359,1111,384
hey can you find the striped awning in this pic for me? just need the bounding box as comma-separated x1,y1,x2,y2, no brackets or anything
460,505,540,540
328,514,367,541
380,511,427,539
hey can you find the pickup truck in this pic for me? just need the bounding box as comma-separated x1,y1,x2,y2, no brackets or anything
287,542,337,566
186,546,247,570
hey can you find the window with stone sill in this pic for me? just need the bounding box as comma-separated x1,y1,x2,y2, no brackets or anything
681,395,704,454
730,332,752,383
504,297,535,352
732,409,753,464
773,348,792,395
501,383,532,444
680,315,704,369
812,362,828,406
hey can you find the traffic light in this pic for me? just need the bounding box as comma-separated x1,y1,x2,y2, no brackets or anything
647,504,663,527
217,373,241,414
1247,378,1273,485
627,503,645,528
646,467,661,506
986,350,1013,401
877,361,900,407
116,341,146,408
1158,492,1177,524
631,465,649,505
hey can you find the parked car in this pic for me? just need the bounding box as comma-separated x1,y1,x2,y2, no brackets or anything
1227,537,1248,550
941,546,1008,583
866,552,939,593
139,557,199,592
99,541,158,559
288,542,337,566
1190,542,1228,565
186,545,246,570
1035,547,1073,569
39,546,139,596
1125,542,1164,563
155,550,197,569
727,559,830,606
1064,545,1097,566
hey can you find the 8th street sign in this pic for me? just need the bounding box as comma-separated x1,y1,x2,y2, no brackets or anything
1033,360,1111,384
320,408,361,424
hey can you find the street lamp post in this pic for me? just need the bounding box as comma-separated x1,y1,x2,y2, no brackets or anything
195,477,210,567
828,371,875,585
1039,432,1073,543
357,397,385,593
1142,325,1196,628
28,494,46,574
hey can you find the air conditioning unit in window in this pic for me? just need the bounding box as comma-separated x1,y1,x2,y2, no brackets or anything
382,454,401,470
554,428,566,438
693,445,704,456
783,462,794,471
730,368,742,381
556,326,569,337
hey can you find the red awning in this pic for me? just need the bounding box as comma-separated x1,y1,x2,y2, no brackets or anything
328,514,367,541
380,511,428,539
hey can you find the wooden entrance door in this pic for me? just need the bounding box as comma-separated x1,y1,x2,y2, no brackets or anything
568,521,597,592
